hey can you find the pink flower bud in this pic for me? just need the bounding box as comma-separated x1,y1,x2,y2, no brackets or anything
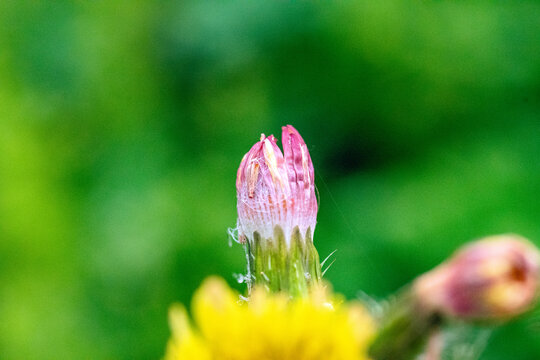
414,234,540,321
236,125,317,246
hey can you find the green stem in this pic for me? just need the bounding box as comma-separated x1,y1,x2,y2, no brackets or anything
368,288,441,360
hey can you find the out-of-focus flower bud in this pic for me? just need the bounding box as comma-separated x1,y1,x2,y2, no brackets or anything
235,125,320,295
414,234,540,321
369,235,540,360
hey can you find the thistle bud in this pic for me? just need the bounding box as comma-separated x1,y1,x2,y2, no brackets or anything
414,234,540,321
236,125,320,295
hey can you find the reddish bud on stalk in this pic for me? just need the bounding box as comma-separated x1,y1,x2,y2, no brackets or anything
414,234,540,321
236,125,317,246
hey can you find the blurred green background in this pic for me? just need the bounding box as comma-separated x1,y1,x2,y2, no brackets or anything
1,0,540,359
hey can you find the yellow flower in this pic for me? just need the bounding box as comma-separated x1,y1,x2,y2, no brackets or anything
165,277,375,360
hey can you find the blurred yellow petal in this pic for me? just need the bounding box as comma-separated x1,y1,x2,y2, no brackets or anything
165,277,375,360
165,304,211,360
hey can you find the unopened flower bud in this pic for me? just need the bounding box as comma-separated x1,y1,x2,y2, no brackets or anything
236,125,320,295
370,235,540,360
414,234,540,321
236,125,317,245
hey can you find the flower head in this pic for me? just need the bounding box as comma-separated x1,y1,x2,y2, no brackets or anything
165,277,375,360
236,125,317,246
414,234,540,321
